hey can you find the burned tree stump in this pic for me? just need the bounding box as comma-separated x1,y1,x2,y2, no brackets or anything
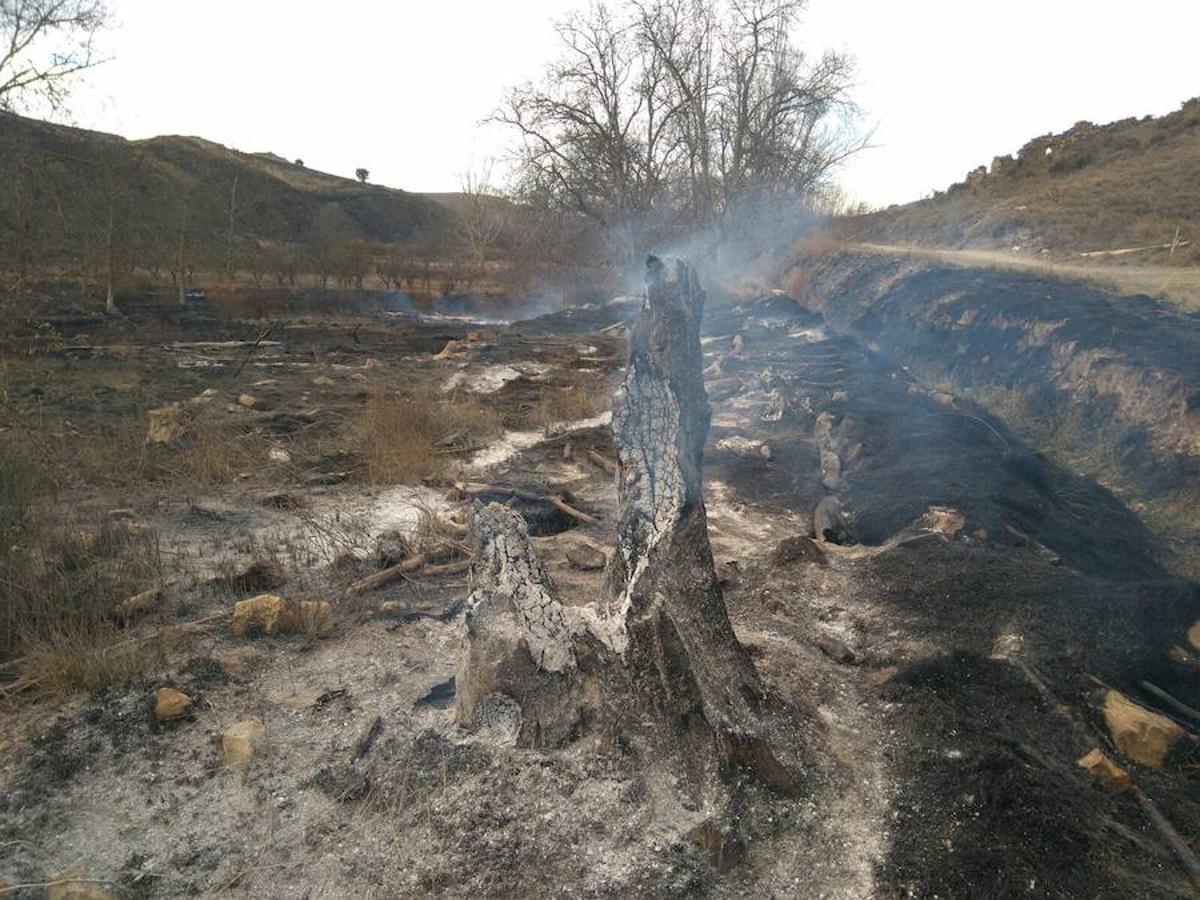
457,256,798,798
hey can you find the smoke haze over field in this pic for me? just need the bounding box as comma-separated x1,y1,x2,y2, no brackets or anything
54,0,1200,207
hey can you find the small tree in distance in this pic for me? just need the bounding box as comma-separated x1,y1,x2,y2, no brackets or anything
355,168,369,184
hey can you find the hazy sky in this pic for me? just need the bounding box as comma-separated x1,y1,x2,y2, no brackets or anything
69,0,1200,208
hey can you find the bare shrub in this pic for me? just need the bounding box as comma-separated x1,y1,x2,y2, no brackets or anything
346,386,501,484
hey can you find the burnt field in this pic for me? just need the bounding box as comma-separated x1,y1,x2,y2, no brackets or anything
1,277,1198,898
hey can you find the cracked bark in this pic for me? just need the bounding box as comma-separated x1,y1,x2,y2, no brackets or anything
457,256,798,795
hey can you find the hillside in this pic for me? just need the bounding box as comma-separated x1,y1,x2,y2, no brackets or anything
854,98,1200,263
0,112,452,277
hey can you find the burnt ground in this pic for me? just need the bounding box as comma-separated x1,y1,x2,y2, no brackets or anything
1,284,1198,897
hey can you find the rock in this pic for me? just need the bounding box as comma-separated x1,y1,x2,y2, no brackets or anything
146,404,191,445
268,447,291,463
153,687,192,721
971,528,989,541
1077,747,1131,787
231,594,288,636
231,594,331,637
433,340,467,360
312,375,335,386
815,634,855,664
1187,619,1200,652
770,535,825,567
919,506,966,537
565,543,606,571
115,587,161,620
237,393,258,409
221,719,267,771
227,560,285,593
189,388,218,405
1103,690,1184,767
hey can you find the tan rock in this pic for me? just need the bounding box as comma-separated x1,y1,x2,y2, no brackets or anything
1077,747,1131,787
231,594,288,636
146,404,190,445
1103,690,1184,767
231,594,331,637
312,375,335,386
433,340,466,360
237,393,257,409
1187,619,1200,652
920,506,966,537
221,720,267,771
153,687,192,721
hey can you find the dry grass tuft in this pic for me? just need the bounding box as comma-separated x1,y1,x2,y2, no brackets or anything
171,419,272,488
1,437,165,696
347,385,501,484
531,380,605,433
21,626,169,696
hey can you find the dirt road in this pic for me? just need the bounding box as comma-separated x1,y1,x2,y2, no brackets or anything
856,242,1200,312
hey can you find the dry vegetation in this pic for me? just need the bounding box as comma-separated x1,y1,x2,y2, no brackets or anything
0,441,167,695
346,385,502,484
854,97,1200,264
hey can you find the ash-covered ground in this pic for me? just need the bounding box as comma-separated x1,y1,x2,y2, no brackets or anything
1,283,1198,898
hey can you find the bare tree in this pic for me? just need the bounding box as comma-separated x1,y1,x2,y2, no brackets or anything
498,0,860,267
454,163,508,291
0,0,109,113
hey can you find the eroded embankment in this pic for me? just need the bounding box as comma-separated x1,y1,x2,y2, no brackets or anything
797,251,1200,575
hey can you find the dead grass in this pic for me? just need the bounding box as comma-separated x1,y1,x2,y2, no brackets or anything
20,625,169,697
1,437,166,696
170,419,273,488
346,385,501,484
531,381,602,433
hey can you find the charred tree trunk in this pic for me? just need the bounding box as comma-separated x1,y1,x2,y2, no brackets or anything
457,256,798,800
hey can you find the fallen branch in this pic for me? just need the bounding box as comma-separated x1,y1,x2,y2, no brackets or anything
586,448,618,474
344,553,472,597
1140,680,1200,725
550,495,600,525
232,325,277,380
1132,787,1200,889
